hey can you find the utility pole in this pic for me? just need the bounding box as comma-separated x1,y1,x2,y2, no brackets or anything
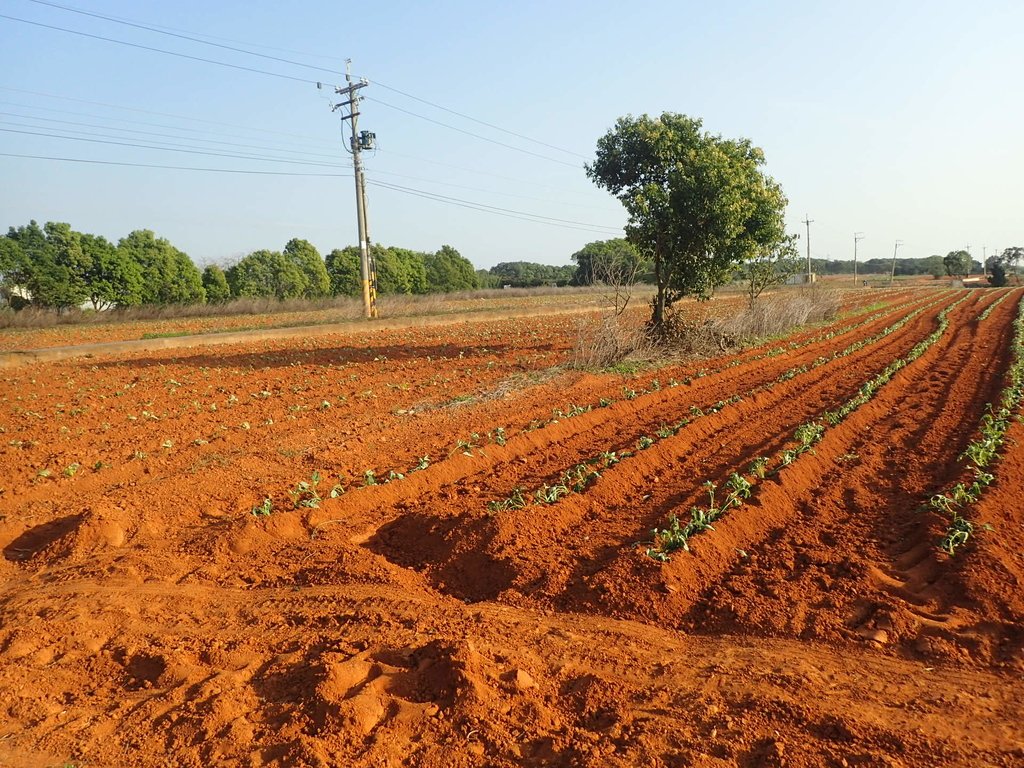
330,60,378,318
853,232,864,286
802,215,814,284
889,240,903,287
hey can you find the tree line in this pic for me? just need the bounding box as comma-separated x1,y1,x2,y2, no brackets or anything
809,253,987,278
0,220,613,312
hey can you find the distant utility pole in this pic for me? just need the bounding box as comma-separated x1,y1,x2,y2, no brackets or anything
889,240,903,287
853,232,864,286
803,215,814,283
329,60,378,319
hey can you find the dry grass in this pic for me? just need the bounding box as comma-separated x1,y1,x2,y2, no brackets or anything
0,285,624,331
572,288,842,367
569,311,657,370
663,288,841,355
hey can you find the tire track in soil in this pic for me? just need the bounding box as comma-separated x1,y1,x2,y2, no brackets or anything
351,292,974,606
2,577,1021,768
678,288,1023,665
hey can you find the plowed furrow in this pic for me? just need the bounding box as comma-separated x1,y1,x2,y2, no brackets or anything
324,293,946,527
358,292,982,604
678,289,1021,662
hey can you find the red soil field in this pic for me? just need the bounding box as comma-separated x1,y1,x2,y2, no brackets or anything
1,287,1022,767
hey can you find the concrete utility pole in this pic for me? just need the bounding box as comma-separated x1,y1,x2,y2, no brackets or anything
330,60,378,319
889,240,903,287
853,232,864,286
803,215,814,283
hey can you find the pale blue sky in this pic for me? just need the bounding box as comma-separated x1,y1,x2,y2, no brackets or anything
1,0,1021,269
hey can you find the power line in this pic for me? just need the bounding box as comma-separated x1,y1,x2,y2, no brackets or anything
369,180,620,235
372,147,606,199
2,14,583,169
0,126,351,167
0,86,338,146
0,13,327,85
22,0,344,78
367,96,582,168
0,151,353,177
370,80,588,160
1,119,616,213
24,3,341,63
362,164,621,212
24,0,589,160
368,179,621,232
0,111,344,162
0,151,622,236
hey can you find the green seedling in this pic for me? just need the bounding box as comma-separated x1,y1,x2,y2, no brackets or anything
487,487,527,513
290,471,323,508
534,483,570,504
252,498,273,517
748,457,770,479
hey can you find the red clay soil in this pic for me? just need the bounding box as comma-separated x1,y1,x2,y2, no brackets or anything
1,288,1023,768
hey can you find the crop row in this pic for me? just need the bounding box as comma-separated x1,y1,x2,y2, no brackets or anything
333,293,944,498
645,292,972,560
930,293,1024,553
486,293,953,515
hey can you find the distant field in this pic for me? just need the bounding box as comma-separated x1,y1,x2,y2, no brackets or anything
0,286,642,351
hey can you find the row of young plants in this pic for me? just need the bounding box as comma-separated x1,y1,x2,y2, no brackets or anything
930,293,1024,554
254,293,937,518
645,292,971,560
977,288,1015,321
399,293,938,481
487,294,951,515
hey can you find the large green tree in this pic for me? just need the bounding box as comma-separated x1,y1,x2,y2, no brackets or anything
325,247,361,297
0,233,29,306
586,113,788,330
376,247,428,295
6,221,89,309
201,264,231,302
943,250,972,278
227,249,307,299
571,238,645,286
80,233,143,310
117,230,205,304
488,262,575,286
423,245,478,292
283,238,330,298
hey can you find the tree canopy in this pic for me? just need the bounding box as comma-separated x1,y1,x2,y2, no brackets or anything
943,250,972,278
201,265,231,303
227,249,308,300
283,238,331,299
571,239,646,287
423,245,478,292
81,233,143,310
587,113,788,329
117,230,205,305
